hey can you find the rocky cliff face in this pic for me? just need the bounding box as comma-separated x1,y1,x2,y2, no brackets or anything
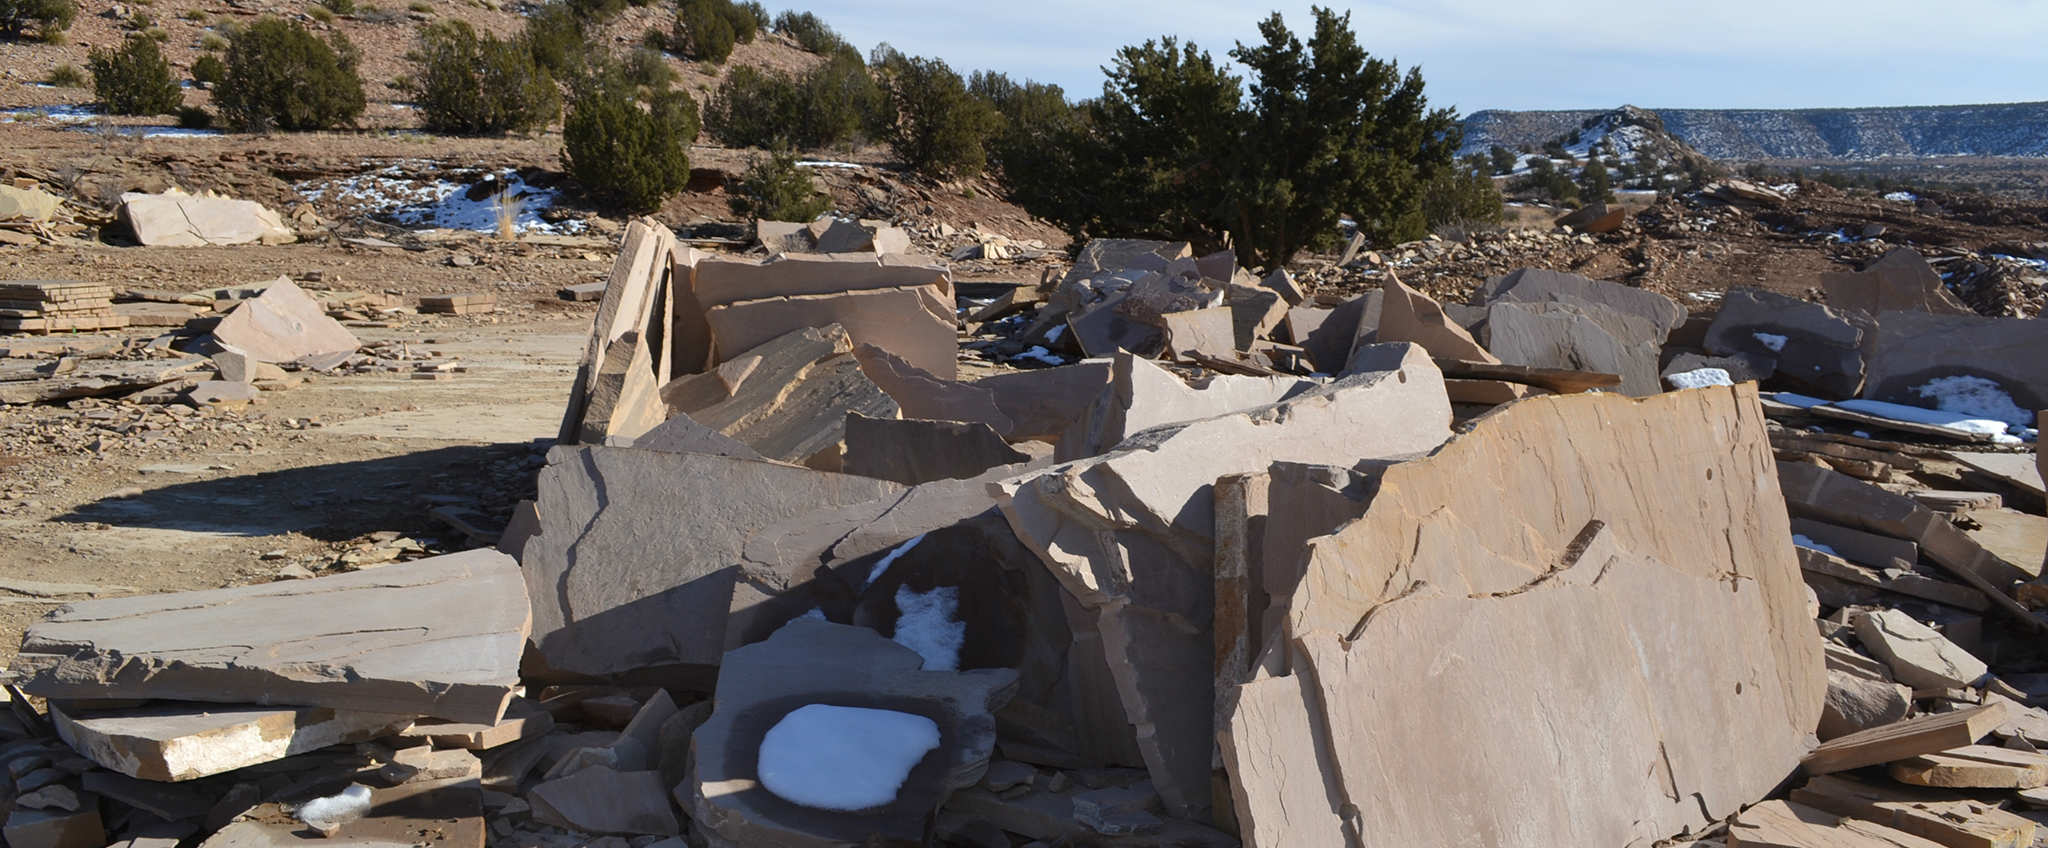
1462,102,2048,160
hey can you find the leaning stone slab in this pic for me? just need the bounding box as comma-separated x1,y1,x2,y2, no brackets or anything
1861,310,2048,414
705,286,959,381
1477,267,1685,336
994,343,1452,817
844,414,1034,486
1854,609,1989,690
1375,274,1496,363
690,620,1017,848
522,445,902,681
209,277,361,366
1057,353,1319,461
11,549,528,723
971,361,1114,445
53,702,414,782
1486,300,1661,396
1822,248,1975,317
1230,383,1824,848
853,344,1014,437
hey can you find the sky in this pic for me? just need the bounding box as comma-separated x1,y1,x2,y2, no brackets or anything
783,0,2048,115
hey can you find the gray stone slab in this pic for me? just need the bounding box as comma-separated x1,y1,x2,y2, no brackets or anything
970,361,1115,445
1057,353,1319,462
11,550,527,723
1705,287,1866,397
1478,267,1685,336
1863,310,2048,414
844,415,1033,486
521,445,903,681
1486,300,1662,396
1822,247,1975,317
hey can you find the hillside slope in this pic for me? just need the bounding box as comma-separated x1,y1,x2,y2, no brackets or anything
1462,102,2048,161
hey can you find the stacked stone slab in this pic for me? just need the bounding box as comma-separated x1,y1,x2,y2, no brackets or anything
0,280,128,334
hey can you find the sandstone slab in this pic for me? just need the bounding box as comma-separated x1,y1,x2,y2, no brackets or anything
844,414,1033,486
1822,248,1975,317
210,278,360,366
1057,353,1318,461
1854,608,1988,690
995,343,1453,816
970,361,1114,444
1478,267,1685,336
53,702,413,782
1706,287,1866,397
1375,274,1495,363
704,286,958,381
1861,310,2048,414
11,549,527,723
1226,383,1823,848
521,445,902,681
1486,299,1661,396
853,344,1013,437
119,191,294,247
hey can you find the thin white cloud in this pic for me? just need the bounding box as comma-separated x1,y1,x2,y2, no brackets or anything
780,1,2048,111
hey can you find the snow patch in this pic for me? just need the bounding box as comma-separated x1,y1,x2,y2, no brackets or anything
1010,346,1065,366
1831,398,2020,442
3,104,99,124
1911,376,2033,430
1884,191,1919,203
295,166,584,235
1769,392,1829,409
1792,535,1838,557
1043,324,1065,344
1665,368,1732,390
863,533,926,589
795,160,862,170
757,705,940,811
892,585,963,671
1752,332,1788,353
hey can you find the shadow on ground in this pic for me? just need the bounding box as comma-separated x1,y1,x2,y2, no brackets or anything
55,444,537,542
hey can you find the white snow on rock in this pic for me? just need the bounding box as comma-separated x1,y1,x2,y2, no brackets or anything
1831,399,2021,443
795,160,863,170
1884,191,1919,203
892,585,964,671
863,533,926,589
1911,375,2033,430
1752,332,1788,353
1009,346,1065,366
757,705,941,812
1792,534,1839,557
1664,367,1733,390
296,166,584,235
1768,392,1828,409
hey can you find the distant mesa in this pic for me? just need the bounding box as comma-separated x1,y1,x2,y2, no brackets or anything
1460,101,2048,160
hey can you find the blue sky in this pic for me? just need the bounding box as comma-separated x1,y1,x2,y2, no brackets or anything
783,1,2048,115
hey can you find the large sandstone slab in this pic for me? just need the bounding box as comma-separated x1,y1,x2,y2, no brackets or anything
1478,267,1685,336
1486,299,1661,396
1777,459,2033,589
1057,354,1319,461
971,361,1114,444
1225,384,1824,848
844,414,1034,486
1822,248,1975,316
663,325,899,468
691,252,951,310
1861,310,2048,414
210,278,361,366
563,220,677,443
690,621,1017,847
521,445,903,681
704,286,958,380
1706,287,1867,397
1375,275,1496,363
853,344,1014,437
53,702,414,781
11,549,528,723
994,343,1453,816
119,191,294,247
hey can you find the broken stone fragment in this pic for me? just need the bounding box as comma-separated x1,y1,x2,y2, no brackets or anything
530,766,679,836
1818,670,1913,741
11,549,528,723
1853,608,1989,690
689,620,1017,848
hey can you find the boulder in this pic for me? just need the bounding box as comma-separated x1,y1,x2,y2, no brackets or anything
118,190,294,247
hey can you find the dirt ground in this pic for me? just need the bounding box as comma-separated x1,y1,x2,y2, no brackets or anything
0,234,609,665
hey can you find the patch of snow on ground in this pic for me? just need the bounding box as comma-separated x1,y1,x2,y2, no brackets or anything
1043,324,1065,344
1911,376,2033,430
757,705,940,811
1010,346,1065,366
1687,291,1723,302
297,166,584,235
1831,398,2020,443
1770,183,1800,195
863,533,926,589
893,585,963,671
796,160,862,169
1990,254,2048,273
1753,332,1788,353
1665,368,1732,390
1884,191,1919,203
1792,535,1838,556
4,104,100,124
